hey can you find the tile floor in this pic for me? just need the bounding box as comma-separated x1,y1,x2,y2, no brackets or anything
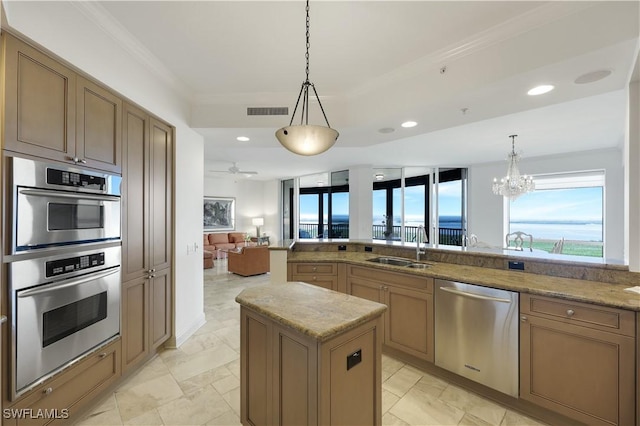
77,261,547,426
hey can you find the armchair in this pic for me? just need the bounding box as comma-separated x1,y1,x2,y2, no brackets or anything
227,245,270,276
506,231,533,251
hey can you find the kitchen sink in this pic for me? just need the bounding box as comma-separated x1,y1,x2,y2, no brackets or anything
366,257,432,269
366,257,414,267
406,263,432,269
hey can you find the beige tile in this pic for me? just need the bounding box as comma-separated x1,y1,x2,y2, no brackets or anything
390,387,465,425
382,365,423,398
179,331,223,356
439,385,506,426
382,389,400,414
177,364,233,397
224,358,241,379
500,410,548,426
115,373,184,421
75,394,121,424
212,374,240,395
382,354,405,381
165,342,238,382
157,385,232,425
122,409,164,425
205,409,241,426
118,356,172,392
221,387,241,417
382,412,410,425
459,413,494,426
412,373,448,399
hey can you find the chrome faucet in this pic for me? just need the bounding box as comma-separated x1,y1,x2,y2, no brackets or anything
416,225,428,261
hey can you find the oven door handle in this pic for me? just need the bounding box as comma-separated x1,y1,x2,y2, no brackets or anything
19,188,120,202
18,268,119,298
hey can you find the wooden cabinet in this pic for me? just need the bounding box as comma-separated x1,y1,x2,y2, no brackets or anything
5,339,120,426
76,76,122,173
2,34,122,172
288,262,338,291
346,265,434,362
240,305,384,425
2,33,76,162
121,102,173,372
520,294,636,426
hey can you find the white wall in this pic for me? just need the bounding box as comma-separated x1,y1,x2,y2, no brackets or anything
349,166,374,239
626,79,640,271
469,148,625,261
3,2,206,345
204,177,280,239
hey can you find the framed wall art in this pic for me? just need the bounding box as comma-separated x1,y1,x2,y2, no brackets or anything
203,197,235,231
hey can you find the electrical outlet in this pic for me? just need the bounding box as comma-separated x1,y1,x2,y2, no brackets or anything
364,246,373,252
338,245,347,251
508,261,525,271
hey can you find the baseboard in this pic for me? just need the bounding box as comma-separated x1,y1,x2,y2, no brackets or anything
170,312,207,348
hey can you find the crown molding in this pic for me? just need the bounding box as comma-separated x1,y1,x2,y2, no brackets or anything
70,1,193,103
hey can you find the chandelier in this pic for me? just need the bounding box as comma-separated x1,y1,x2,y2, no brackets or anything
492,134,535,199
275,0,339,156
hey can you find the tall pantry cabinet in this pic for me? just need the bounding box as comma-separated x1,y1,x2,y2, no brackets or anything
121,102,173,372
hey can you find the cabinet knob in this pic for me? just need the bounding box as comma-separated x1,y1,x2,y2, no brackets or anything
43,387,53,395
520,315,528,322
566,309,575,317
99,353,107,358
0,315,7,324
149,274,156,278
312,276,316,280
312,267,317,272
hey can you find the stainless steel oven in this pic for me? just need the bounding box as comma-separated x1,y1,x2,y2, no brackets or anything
9,246,121,398
9,157,121,253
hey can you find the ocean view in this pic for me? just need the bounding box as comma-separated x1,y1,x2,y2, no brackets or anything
303,215,603,242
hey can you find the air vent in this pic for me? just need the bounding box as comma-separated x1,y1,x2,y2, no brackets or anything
247,107,289,116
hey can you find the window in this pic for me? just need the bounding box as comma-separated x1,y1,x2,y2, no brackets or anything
297,170,349,239
508,171,604,257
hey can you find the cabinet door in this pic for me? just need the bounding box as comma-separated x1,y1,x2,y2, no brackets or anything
384,285,434,362
520,314,635,425
121,103,150,283
3,34,76,162
121,277,149,372
149,118,173,272
347,277,382,304
76,77,122,173
150,269,172,350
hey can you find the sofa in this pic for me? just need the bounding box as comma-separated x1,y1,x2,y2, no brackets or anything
227,245,270,276
203,232,257,259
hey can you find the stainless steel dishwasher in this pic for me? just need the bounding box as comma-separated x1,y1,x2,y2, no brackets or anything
435,279,519,397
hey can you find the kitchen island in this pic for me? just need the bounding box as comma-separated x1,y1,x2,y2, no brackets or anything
275,240,640,426
236,282,387,426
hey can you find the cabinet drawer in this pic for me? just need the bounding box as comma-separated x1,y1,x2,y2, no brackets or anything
348,265,433,293
291,274,338,291
9,339,121,425
521,294,635,337
292,263,336,275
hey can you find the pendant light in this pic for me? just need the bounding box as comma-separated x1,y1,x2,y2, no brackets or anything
275,0,339,156
492,135,535,199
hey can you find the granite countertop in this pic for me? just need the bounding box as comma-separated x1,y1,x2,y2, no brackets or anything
236,282,387,341
288,251,640,311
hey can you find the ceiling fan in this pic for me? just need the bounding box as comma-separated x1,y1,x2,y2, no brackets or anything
209,162,258,176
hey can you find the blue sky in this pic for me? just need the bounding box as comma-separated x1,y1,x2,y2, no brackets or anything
510,187,603,222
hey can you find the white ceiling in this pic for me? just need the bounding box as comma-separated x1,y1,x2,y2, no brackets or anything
94,1,639,181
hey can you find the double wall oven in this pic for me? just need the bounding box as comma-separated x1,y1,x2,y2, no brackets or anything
6,157,122,399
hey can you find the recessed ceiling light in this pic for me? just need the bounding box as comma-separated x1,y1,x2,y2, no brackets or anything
378,127,395,134
317,181,324,186
527,85,554,96
574,69,612,85
236,136,250,142
401,121,418,128
375,173,385,181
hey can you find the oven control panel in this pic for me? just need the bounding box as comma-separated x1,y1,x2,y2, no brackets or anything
46,168,106,191
46,253,105,277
